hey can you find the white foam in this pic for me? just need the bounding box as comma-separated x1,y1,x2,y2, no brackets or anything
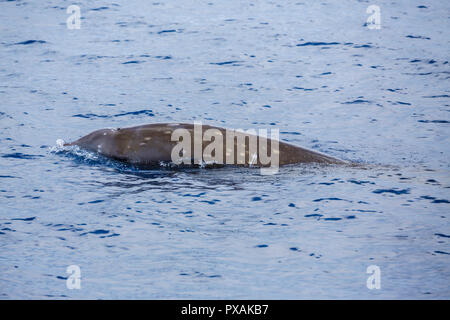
56,139,65,148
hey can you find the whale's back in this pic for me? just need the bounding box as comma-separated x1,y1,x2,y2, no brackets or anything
66,123,347,167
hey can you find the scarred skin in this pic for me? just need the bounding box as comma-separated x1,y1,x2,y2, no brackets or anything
65,123,347,167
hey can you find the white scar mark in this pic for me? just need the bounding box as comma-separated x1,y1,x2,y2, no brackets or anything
139,142,146,146
144,137,152,141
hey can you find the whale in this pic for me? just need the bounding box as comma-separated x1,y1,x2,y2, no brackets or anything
64,123,347,168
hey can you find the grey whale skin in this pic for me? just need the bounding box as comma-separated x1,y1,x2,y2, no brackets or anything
65,123,347,167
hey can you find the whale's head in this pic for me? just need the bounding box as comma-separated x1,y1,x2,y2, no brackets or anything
65,128,127,159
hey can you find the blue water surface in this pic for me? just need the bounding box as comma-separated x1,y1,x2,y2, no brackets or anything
0,0,449,299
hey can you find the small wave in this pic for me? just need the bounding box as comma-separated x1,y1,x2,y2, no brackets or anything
72,113,109,119
372,188,410,195
353,44,373,48
432,199,449,204
114,110,154,117
292,87,316,91
154,55,172,60
14,40,46,45
280,131,301,135
122,60,143,64
11,217,35,221
2,153,43,160
0,112,13,119
72,109,154,119
210,61,242,66
418,120,449,124
296,42,340,46
435,233,450,238
157,29,177,34
406,35,430,40
91,6,109,11
423,95,450,98
313,197,351,202
342,99,371,104
347,179,374,185
393,101,411,105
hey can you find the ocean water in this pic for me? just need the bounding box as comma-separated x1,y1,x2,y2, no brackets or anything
0,0,449,299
